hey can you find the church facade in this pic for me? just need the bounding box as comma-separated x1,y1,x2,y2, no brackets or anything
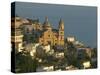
34,17,65,46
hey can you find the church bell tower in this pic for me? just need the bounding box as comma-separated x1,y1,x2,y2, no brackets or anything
58,18,64,45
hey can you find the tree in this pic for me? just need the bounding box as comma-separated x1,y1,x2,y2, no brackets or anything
91,48,97,68
15,51,38,73
65,42,78,67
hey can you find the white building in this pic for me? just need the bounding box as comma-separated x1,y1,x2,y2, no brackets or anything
55,52,64,58
36,65,54,72
43,45,51,53
24,43,40,57
67,36,75,43
83,61,91,69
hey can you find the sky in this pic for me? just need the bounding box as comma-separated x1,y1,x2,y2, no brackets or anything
14,2,97,47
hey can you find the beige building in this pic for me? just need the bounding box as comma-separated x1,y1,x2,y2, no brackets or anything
11,28,23,52
11,16,23,28
11,16,24,52
38,17,64,46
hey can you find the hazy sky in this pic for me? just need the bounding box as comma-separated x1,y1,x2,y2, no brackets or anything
15,2,97,47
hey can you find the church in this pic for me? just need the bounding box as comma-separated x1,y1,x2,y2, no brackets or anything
33,17,64,46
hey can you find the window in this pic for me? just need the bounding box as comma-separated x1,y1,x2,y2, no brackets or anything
27,28,29,33
61,36,63,40
41,40,43,42
55,43,57,45
48,35,50,37
60,32,63,34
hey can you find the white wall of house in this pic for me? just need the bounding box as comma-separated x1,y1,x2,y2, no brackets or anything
43,45,51,53
18,43,23,52
36,65,54,72
55,52,64,58
30,43,40,57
